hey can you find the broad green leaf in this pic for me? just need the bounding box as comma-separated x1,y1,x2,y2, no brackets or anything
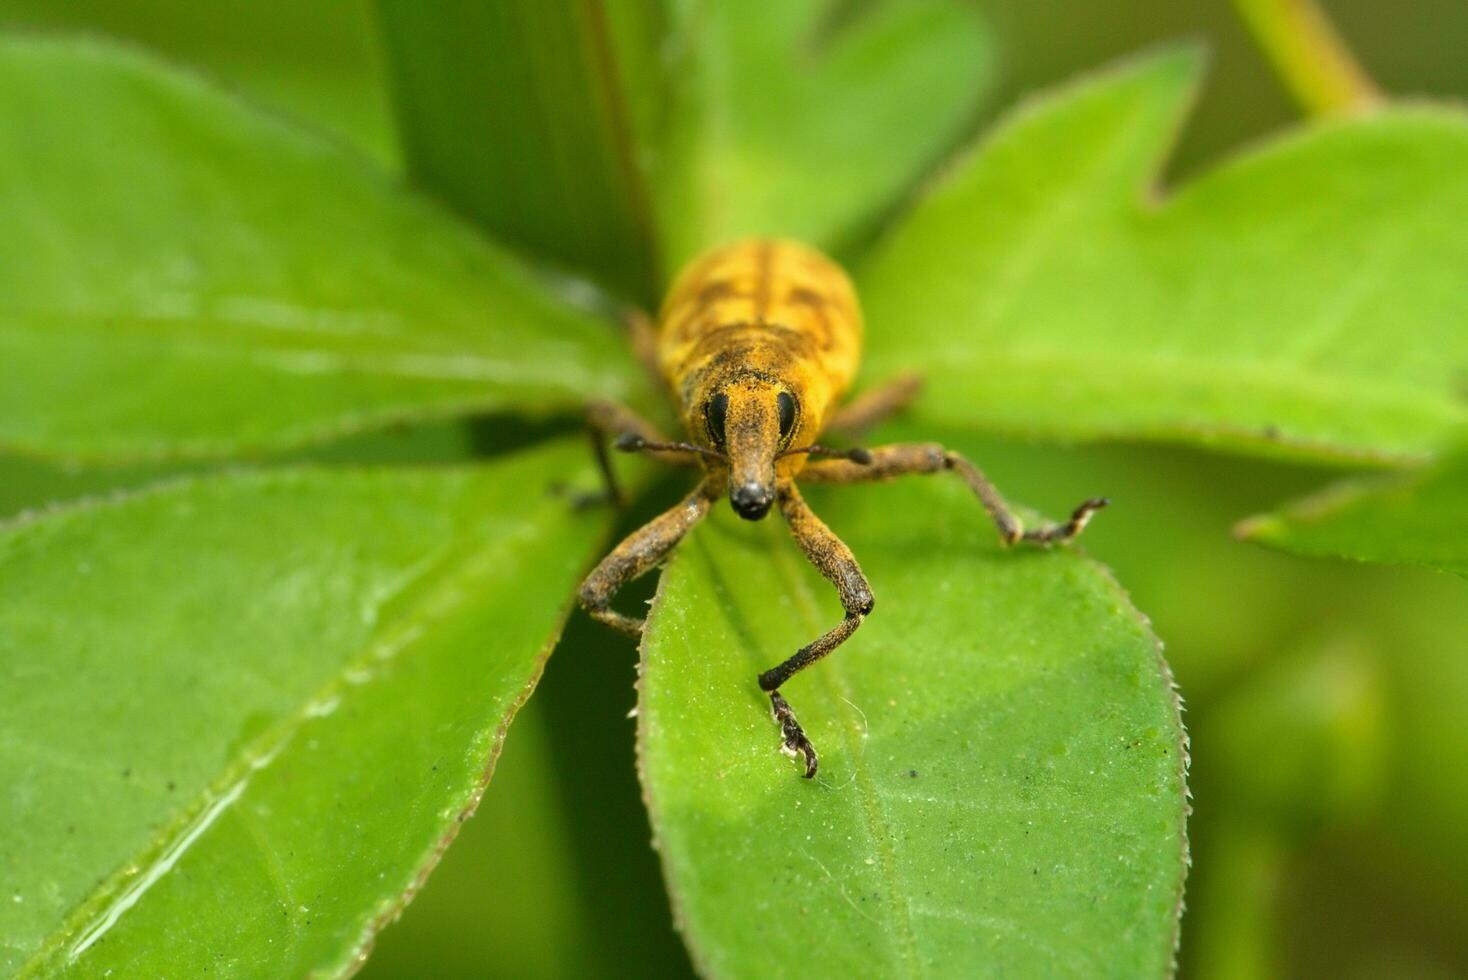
358,701,600,980
0,39,637,463
0,455,184,524
857,47,1468,463
656,0,994,270
638,476,1187,977
0,440,604,977
0,417,494,522
374,0,665,305
0,0,396,163
1237,449,1468,578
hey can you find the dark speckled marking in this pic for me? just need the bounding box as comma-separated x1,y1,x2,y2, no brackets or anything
789,286,836,350
697,278,738,305
754,241,774,322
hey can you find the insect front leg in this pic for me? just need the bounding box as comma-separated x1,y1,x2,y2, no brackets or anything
800,443,1107,545
578,480,716,637
759,482,875,779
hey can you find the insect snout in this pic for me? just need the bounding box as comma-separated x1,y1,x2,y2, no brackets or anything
730,480,775,520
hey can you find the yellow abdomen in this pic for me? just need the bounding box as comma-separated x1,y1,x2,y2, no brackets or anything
657,240,863,437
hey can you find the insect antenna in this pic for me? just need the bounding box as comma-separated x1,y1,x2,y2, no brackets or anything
614,432,728,462
777,444,873,465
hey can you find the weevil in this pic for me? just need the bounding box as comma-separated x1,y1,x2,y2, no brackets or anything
578,239,1107,778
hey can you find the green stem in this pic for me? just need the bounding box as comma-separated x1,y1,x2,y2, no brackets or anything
1232,0,1382,114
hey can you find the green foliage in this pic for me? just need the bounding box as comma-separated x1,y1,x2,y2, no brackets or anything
1239,448,1468,577
0,442,603,977
5,1,1467,975
372,0,994,299
654,0,994,270
359,701,601,980
0,39,636,463
639,477,1186,976
857,48,1468,463
375,0,665,304
0,0,395,162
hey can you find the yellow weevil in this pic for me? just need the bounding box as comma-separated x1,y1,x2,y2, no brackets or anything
578,239,1107,778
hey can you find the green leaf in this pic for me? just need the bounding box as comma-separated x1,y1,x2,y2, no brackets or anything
638,476,1187,976
656,0,994,270
374,0,665,305
0,440,604,977
1237,449,1468,578
0,416,500,522
857,47,1468,464
357,701,602,980
0,0,397,164
0,38,638,464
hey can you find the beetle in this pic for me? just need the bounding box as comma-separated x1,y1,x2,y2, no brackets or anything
578,239,1107,778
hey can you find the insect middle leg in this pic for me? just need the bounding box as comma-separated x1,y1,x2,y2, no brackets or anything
800,443,1107,544
578,479,717,637
759,482,875,779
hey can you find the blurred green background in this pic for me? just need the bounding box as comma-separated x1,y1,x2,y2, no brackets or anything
1,1,1465,977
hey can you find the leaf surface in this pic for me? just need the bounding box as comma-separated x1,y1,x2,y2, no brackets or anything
1237,450,1468,578
374,0,665,304
656,0,994,270
0,0,396,163
0,441,603,977
0,39,637,463
638,475,1187,977
857,48,1468,463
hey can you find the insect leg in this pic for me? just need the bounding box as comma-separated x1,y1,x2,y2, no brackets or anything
578,480,716,637
800,443,1107,545
758,482,875,778
823,373,923,437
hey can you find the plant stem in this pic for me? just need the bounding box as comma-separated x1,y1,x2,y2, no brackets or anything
1232,0,1382,114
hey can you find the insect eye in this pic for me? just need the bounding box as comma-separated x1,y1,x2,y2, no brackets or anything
704,392,729,449
777,391,797,441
